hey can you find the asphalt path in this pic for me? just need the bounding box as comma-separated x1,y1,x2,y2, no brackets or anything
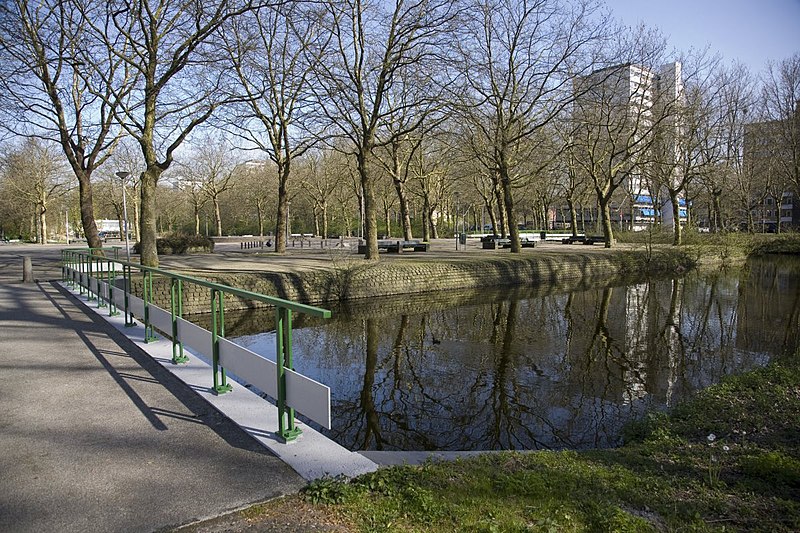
0,244,306,532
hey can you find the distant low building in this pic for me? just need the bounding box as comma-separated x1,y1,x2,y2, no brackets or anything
743,105,800,230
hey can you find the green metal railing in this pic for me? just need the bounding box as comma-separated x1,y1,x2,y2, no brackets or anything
61,248,331,442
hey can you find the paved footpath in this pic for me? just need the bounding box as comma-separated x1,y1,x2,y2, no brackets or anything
0,246,306,532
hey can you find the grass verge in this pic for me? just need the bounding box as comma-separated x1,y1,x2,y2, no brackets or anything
300,353,800,532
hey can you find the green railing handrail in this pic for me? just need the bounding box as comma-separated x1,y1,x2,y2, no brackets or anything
60,248,331,442
63,249,331,318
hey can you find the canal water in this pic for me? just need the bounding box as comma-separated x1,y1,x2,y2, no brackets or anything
220,255,800,452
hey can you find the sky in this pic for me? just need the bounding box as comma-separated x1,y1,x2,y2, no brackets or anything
605,0,800,75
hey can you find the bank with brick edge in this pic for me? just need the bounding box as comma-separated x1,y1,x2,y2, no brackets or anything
131,247,695,315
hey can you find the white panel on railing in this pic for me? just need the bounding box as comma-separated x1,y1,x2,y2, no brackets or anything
176,317,212,359
148,305,172,333
89,277,98,295
112,288,125,308
129,294,145,317
286,369,331,429
99,281,110,303
218,338,278,398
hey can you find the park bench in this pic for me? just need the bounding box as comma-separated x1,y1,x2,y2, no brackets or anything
358,240,430,254
482,235,535,249
561,235,605,245
481,235,509,249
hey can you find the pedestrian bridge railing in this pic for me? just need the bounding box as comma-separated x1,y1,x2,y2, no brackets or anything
61,248,332,443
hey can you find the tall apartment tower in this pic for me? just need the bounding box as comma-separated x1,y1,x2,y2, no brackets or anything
574,61,686,230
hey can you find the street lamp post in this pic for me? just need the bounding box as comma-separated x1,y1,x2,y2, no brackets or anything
115,171,131,263
454,192,460,250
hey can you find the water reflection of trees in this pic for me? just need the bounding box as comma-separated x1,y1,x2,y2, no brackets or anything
236,256,800,451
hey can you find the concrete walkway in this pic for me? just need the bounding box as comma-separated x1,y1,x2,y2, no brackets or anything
0,247,307,532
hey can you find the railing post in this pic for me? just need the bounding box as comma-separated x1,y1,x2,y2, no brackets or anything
78,254,85,295
142,270,157,342
87,256,95,301
170,278,188,364
72,252,79,288
97,257,107,309
211,289,232,394
107,260,119,316
122,264,135,327
276,306,301,442
98,257,107,307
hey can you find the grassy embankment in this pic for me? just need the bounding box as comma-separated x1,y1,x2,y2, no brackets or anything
295,355,800,532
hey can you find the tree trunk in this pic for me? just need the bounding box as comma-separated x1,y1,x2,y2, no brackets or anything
429,207,439,239
39,203,47,245
393,178,414,240
494,186,507,237
358,150,379,260
669,190,683,246
711,192,723,232
214,197,222,237
498,159,520,253
599,196,614,248
274,160,291,253
139,166,163,267
567,198,578,237
76,171,103,250
421,201,431,242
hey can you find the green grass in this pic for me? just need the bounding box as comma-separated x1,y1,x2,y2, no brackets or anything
303,354,800,532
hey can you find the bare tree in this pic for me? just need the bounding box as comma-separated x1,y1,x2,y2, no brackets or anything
454,0,607,252
570,27,683,247
83,0,269,266
693,63,753,232
224,2,328,253
175,137,238,237
650,52,723,245
312,0,458,259
761,53,800,217
174,167,209,236
2,139,73,243
302,150,345,240
0,0,127,249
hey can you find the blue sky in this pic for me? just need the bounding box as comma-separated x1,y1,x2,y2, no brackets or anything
605,0,800,74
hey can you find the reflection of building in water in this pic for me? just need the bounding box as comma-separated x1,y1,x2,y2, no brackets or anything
621,283,650,405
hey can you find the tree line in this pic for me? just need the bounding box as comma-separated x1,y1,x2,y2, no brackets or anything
1,0,798,264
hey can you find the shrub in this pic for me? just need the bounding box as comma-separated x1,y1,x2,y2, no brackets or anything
133,232,214,255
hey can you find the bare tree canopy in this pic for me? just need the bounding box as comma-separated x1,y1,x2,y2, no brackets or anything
81,0,274,266
0,0,127,249
312,0,460,259
454,0,609,251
